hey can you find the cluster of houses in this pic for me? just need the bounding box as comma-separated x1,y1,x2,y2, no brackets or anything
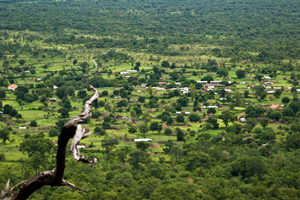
140,79,231,94
176,112,191,115
138,74,293,114
8,83,58,92
142,75,293,97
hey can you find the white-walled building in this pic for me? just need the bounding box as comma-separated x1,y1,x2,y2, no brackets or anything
180,87,190,94
267,91,275,94
8,84,18,91
210,81,222,84
197,81,208,84
134,138,153,142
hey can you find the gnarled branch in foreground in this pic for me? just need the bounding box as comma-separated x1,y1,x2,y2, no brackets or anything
0,85,99,200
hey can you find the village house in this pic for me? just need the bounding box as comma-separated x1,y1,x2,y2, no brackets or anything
269,104,284,110
265,86,272,90
210,81,222,85
153,87,166,91
126,70,137,72
240,117,246,123
141,83,147,87
267,91,275,94
8,84,18,91
134,138,153,142
197,81,208,84
120,71,129,75
263,76,271,79
202,105,218,109
264,82,274,84
180,87,190,94
175,82,181,87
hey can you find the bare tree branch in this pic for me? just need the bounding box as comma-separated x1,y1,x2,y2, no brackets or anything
9,181,25,197
61,179,87,191
0,179,9,199
70,125,96,166
0,85,99,200
64,85,99,128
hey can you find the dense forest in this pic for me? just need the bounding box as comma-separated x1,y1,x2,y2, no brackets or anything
0,0,300,199
0,0,300,61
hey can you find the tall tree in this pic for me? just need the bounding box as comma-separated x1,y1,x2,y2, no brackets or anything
0,89,6,100
0,128,10,144
233,90,242,106
218,110,236,127
189,83,196,101
236,70,246,78
146,86,153,96
30,152,48,174
128,150,149,169
139,124,149,138
19,137,54,157
176,128,184,141
186,151,210,171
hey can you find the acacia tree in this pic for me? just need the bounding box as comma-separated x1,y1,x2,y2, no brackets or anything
0,85,99,200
